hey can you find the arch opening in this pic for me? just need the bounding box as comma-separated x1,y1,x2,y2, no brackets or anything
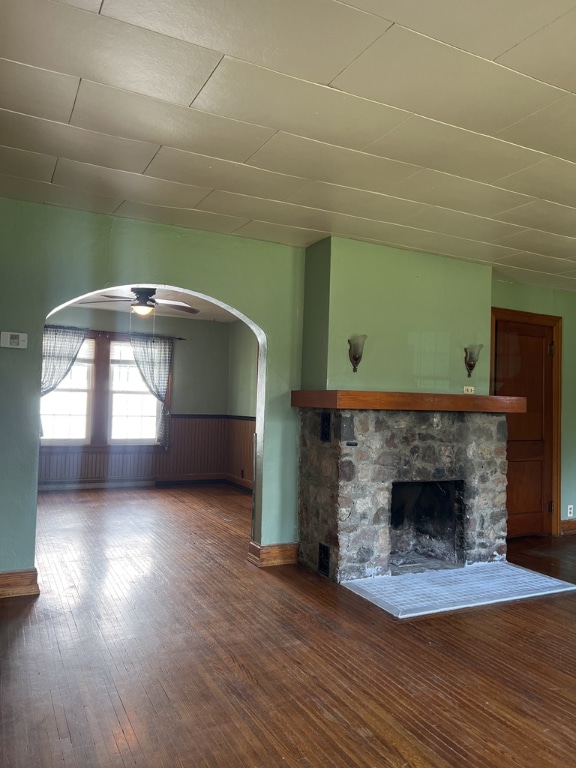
41,282,267,549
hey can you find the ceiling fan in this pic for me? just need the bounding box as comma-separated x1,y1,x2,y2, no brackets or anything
78,287,200,317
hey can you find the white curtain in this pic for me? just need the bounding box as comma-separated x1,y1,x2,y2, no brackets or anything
130,332,174,447
41,325,88,396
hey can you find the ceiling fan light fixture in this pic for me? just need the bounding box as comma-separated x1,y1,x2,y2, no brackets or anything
131,289,157,316
131,303,154,316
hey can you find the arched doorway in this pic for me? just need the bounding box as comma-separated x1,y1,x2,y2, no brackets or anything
39,283,266,550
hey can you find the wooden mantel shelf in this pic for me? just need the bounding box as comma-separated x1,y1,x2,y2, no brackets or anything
291,390,526,414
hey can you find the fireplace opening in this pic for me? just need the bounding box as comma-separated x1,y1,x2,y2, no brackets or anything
390,480,465,574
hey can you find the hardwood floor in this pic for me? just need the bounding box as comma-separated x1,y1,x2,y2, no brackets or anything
506,535,576,582
2,486,576,767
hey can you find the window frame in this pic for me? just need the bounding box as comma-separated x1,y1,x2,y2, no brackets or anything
108,339,162,444
39,337,95,445
40,330,171,449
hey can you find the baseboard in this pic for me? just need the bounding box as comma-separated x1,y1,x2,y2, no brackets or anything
560,519,576,535
247,541,299,567
0,568,40,599
222,473,253,491
39,474,254,492
38,479,154,491
155,474,253,491
155,473,226,484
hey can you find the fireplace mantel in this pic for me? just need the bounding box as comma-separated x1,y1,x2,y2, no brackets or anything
291,390,526,413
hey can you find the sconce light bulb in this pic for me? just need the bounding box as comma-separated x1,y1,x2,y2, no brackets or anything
348,334,367,373
464,344,483,378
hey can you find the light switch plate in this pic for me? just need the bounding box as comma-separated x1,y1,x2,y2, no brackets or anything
1,331,28,349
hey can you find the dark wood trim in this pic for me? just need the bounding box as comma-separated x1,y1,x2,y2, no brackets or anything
154,472,227,483
38,476,252,492
492,307,562,536
155,477,253,492
560,519,576,535
553,322,563,536
491,308,562,327
222,473,253,491
38,479,155,491
171,414,256,421
153,473,253,490
0,568,40,599
291,390,526,413
247,541,299,567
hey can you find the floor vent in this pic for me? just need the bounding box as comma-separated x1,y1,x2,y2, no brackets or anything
318,543,330,577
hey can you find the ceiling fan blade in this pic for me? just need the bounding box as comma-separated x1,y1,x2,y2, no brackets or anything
76,291,199,314
77,298,128,305
155,300,199,315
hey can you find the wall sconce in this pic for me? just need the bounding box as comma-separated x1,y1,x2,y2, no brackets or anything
348,334,367,373
464,344,483,377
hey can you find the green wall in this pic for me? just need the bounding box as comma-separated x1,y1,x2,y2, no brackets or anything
167,319,230,414
0,198,304,571
301,238,331,389
228,320,258,417
492,278,576,521
302,238,492,393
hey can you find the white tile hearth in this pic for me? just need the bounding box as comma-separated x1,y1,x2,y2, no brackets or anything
342,561,576,619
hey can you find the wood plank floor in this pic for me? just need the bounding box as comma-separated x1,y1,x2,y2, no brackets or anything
2,486,576,767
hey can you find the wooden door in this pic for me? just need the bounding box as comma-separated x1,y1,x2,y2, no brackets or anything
492,310,560,538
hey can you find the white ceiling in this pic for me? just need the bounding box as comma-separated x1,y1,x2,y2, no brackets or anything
3,0,576,291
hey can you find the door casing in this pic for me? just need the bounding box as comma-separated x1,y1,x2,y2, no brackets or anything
491,307,562,537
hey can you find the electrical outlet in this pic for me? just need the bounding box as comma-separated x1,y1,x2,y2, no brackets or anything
568,505,574,518
463,386,475,394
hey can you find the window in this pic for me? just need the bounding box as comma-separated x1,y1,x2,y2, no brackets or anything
40,333,162,445
40,339,94,441
109,341,159,441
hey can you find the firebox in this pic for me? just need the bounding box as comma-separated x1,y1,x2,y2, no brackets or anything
390,480,465,574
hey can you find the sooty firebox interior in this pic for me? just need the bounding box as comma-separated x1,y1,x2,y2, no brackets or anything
390,480,465,575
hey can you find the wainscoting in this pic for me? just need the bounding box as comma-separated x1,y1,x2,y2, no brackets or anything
38,415,255,490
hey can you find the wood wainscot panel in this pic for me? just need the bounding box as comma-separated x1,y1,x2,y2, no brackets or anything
39,416,256,490
247,541,299,567
0,568,40,599
156,415,255,489
155,416,228,480
38,444,159,488
226,417,256,487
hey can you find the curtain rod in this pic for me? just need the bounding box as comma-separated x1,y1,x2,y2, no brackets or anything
45,325,186,341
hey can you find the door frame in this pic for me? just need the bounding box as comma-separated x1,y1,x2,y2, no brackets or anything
491,307,562,536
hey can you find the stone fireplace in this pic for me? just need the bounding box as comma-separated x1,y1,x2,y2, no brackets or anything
292,391,525,583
